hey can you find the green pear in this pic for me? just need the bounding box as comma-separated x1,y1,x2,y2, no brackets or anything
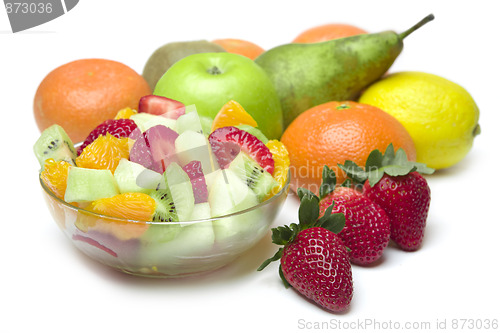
255,14,435,127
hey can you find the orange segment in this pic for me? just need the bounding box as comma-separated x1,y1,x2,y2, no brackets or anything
114,107,137,119
40,158,72,199
211,100,258,132
89,192,156,221
76,133,129,173
77,192,155,240
266,140,290,197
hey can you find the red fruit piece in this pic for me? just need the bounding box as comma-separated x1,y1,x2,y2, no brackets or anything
77,118,137,155
138,95,185,119
182,160,208,204
338,144,433,251
129,125,179,174
319,187,390,265
208,126,274,174
363,172,431,251
258,181,352,313
281,227,353,312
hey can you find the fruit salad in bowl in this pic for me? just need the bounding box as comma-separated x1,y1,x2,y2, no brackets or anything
34,97,290,277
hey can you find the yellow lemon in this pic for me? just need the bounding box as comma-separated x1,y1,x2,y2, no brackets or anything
359,71,480,169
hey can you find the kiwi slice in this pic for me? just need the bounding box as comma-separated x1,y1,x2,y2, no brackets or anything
228,152,278,201
33,124,77,167
150,189,178,223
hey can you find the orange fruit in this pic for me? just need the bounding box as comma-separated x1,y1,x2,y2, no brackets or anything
292,23,368,43
34,58,151,143
211,100,258,132
266,140,290,197
76,133,130,173
212,38,265,60
281,101,416,194
40,158,72,199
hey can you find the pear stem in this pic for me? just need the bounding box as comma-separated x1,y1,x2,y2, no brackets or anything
399,14,435,40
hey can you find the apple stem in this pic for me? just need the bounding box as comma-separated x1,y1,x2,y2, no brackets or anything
399,13,434,40
207,66,222,75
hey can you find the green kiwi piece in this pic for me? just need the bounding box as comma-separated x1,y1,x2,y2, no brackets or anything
228,152,278,201
33,124,77,167
143,40,226,90
150,189,178,223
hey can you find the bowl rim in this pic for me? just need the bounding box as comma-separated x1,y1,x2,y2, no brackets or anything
39,169,290,226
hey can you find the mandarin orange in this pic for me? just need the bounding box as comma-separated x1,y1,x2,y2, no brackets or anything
292,23,367,43
212,38,265,60
34,58,151,143
40,158,72,199
280,101,416,194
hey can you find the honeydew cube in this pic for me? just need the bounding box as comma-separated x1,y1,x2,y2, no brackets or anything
113,158,164,193
139,220,215,274
175,130,220,175
209,169,263,242
190,202,212,221
64,167,119,202
164,162,195,222
176,107,204,134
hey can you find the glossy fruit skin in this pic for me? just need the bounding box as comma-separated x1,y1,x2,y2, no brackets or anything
255,31,404,127
154,52,283,140
281,227,353,312
292,23,367,43
363,172,431,251
77,118,138,155
281,101,415,194
319,187,390,265
34,58,151,143
359,71,480,169
142,40,226,90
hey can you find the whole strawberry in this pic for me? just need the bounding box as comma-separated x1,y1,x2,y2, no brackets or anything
77,118,137,155
363,172,430,251
258,184,353,312
339,144,434,251
319,186,390,265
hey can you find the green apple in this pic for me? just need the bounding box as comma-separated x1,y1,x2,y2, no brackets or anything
153,53,284,139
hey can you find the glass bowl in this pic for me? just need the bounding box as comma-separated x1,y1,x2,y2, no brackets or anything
39,171,289,278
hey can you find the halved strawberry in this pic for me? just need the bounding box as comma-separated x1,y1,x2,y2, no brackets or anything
77,118,137,155
138,95,185,119
208,126,274,174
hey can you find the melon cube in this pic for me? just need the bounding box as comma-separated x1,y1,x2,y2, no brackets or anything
64,167,119,202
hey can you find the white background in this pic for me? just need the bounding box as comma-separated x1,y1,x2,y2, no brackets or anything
1,1,499,332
